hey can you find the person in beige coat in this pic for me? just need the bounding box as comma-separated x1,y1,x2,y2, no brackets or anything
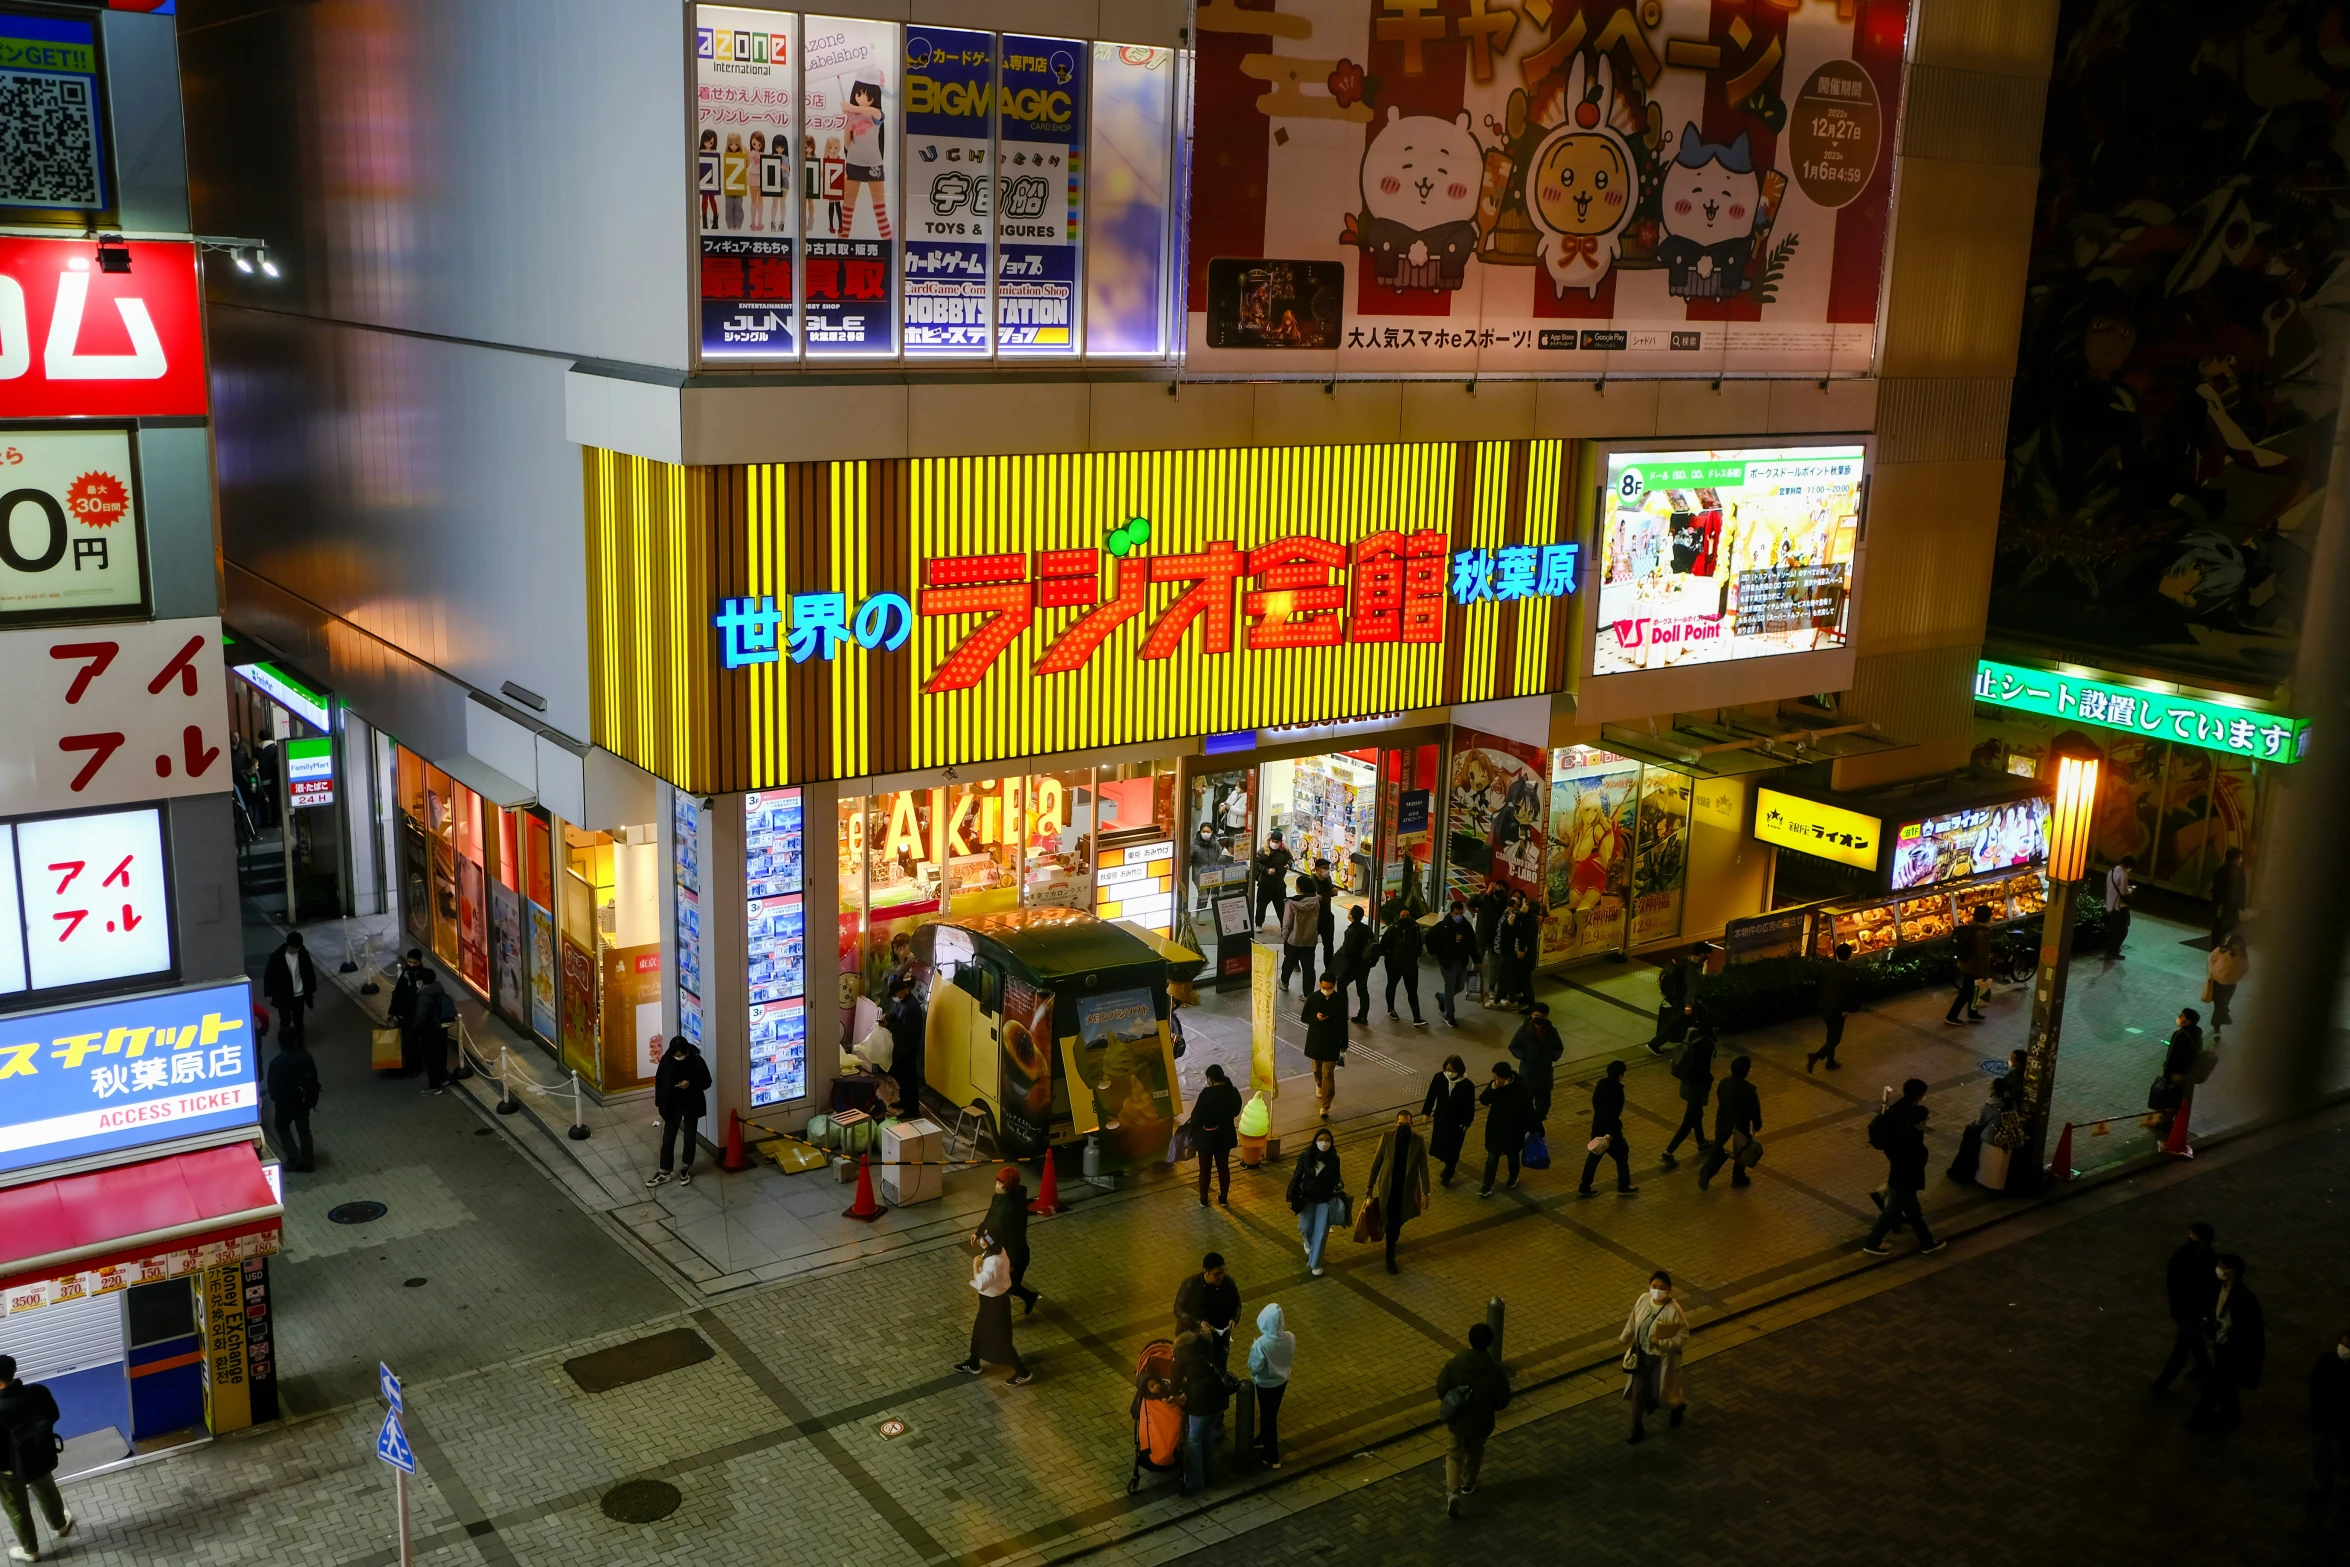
1619,1270,1690,1443
1364,1110,1433,1275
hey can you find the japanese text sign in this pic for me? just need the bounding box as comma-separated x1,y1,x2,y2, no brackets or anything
0,615,231,814
285,737,334,809
0,978,258,1176
0,428,146,621
1,806,175,997
1752,787,1880,872
0,238,209,419
1972,658,2309,765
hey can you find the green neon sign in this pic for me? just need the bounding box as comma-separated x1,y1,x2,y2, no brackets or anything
1973,658,2309,764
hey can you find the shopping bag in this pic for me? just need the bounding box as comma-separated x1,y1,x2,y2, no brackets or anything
370,1026,404,1071
1353,1194,1386,1245
1521,1131,1551,1169
1166,1120,1195,1166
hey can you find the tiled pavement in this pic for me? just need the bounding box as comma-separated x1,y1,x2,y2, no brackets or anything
21,904,2332,1565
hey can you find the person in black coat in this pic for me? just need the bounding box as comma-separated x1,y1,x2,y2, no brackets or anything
1187,1063,1244,1208
1648,953,1693,1053
265,1038,322,1172
1287,1128,1345,1273
1500,895,1542,1008
2311,1328,2350,1497
1808,942,1856,1072
1426,901,1481,1025
1422,1055,1477,1185
1508,1005,1565,1125
979,1166,1040,1312
262,932,317,1046
1472,880,1509,1005
1861,1079,1942,1256
1577,1059,1635,1195
1697,1055,1761,1191
2151,1221,2219,1393
1476,1062,1531,1197
1660,1019,1715,1164
0,1357,69,1553
1336,905,1376,1025
649,1034,713,1187
2190,1254,2265,1432
1174,1252,1243,1368
1173,1327,1238,1492
1312,857,1339,969
884,975,927,1121
1381,908,1427,1026
1302,976,1348,1119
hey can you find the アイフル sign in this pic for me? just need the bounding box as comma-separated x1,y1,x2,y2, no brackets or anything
0,428,146,621
0,616,231,814
0,804,177,999
0,238,208,419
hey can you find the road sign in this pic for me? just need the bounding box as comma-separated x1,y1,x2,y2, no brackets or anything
380,1363,403,1411
376,1408,417,1475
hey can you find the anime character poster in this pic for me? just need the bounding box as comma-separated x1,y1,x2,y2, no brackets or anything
804,16,898,353
1629,768,1690,946
1543,747,1638,960
1445,728,1546,904
1184,0,1908,377
696,7,799,357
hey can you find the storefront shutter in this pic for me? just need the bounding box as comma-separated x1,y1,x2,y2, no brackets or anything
3,1290,127,1381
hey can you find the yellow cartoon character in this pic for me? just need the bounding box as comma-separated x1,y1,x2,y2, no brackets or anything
1528,53,1639,298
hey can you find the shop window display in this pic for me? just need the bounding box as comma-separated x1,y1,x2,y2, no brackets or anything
1023,769,1094,910
561,824,664,1091
1261,752,1378,903
1629,769,1692,947
1184,767,1254,930
1445,731,1547,907
1543,747,1641,961
423,766,459,969
488,805,526,1026
522,812,559,1046
452,783,490,997
1376,744,1441,915
1094,759,1177,936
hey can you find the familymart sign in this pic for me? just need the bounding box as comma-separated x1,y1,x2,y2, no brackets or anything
1974,659,2309,764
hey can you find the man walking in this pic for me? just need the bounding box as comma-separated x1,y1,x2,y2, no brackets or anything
265,1032,322,1173
1507,1003,1564,1125
2105,854,2136,960
1647,952,1693,1055
1697,1055,1761,1191
2151,1222,2220,1394
1660,1018,1715,1167
388,948,427,1073
0,1356,72,1561
1501,894,1541,1009
1945,904,1994,1025
262,930,317,1047
412,967,456,1093
1337,905,1375,1025
1380,906,1427,1027
1576,1059,1636,1196
1472,878,1509,1009
1302,974,1347,1119
1254,831,1294,931
1174,1252,1243,1370
1436,1323,1511,1519
648,1034,712,1187
1364,1109,1431,1274
1809,942,1855,1072
1279,875,1322,993
1427,899,1480,1026
1861,1078,1945,1257
1312,856,1338,972
2210,846,2249,941
980,1166,1040,1312
2190,1254,2265,1432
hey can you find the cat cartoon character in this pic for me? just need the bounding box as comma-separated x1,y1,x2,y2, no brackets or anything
1351,106,1484,291
1657,125,1761,299
1526,54,1640,298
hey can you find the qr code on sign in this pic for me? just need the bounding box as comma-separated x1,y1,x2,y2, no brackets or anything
0,72,104,210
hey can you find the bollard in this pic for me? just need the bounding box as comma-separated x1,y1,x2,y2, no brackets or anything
1486,1295,1506,1363
567,1071,591,1140
1231,1379,1257,1476
495,1046,520,1115
338,917,360,973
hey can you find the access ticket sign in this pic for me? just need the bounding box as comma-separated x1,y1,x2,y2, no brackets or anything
0,615,232,815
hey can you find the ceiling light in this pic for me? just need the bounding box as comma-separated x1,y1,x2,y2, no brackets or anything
233,248,254,274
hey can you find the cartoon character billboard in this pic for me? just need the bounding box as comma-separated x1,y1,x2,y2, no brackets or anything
1185,0,1907,375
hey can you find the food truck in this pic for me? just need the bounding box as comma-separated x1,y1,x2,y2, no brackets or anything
913,909,1189,1165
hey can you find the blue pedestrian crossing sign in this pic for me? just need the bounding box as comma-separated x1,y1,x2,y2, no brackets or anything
376,1408,417,1475
380,1363,403,1412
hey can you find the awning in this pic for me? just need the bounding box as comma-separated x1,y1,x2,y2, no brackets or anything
0,1143,282,1313
1597,707,1908,779
438,751,536,808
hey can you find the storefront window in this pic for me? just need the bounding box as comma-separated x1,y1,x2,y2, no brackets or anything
522,812,558,1046
1378,744,1442,915
838,794,869,996
867,790,943,989
943,778,1022,916
1629,767,1693,947
1022,768,1094,910
424,765,458,968
559,824,665,1090
1184,766,1253,927
452,783,490,996
1095,759,1177,936
1542,747,1641,961
1261,751,1379,903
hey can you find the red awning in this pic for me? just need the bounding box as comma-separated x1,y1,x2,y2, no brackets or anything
0,1142,282,1290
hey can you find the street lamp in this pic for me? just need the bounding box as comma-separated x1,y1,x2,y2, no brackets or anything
2013,750,2101,1187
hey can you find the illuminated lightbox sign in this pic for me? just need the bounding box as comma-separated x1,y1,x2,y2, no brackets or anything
0,804,175,999
1752,787,1881,872
285,737,334,808
1972,658,2309,764
1889,797,2050,893
230,660,331,732
1595,446,1864,676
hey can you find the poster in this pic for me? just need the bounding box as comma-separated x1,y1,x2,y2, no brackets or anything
526,900,558,1044
803,15,899,354
0,428,145,620
748,996,807,1106
558,936,597,1078
1444,728,1546,904
456,857,490,994
1595,446,1865,675
745,788,805,895
696,7,800,357
400,820,431,949
1250,944,1277,1093
1630,769,1691,945
489,879,524,1020
1185,0,1908,376
996,34,1084,354
996,973,1055,1157
747,894,805,1002
902,26,993,354
675,792,704,1045
1065,986,1175,1163
1543,747,1638,961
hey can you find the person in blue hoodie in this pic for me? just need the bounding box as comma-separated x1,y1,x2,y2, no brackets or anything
1248,1303,1295,1468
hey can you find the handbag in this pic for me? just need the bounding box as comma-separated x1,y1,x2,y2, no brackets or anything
1167,1120,1195,1165
1333,1190,1353,1226
1622,1303,1663,1372
1353,1194,1385,1245
1521,1131,1551,1169
2145,1076,2180,1112
1733,1130,1765,1169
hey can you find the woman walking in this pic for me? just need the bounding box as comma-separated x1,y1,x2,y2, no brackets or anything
1364,1109,1432,1274
1477,1062,1531,1197
1247,1303,1295,1467
1422,1055,1477,1186
2206,932,2248,1041
1287,1127,1345,1276
953,1238,1034,1385
1619,1270,1689,1442
1188,1063,1244,1208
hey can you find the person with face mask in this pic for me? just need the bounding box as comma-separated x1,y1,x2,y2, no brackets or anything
1421,1055,1477,1186
1302,975,1349,1119
1365,1110,1431,1274
2310,1327,2350,1498
1576,1059,1636,1196
1287,1127,1344,1276
1619,1271,1691,1443
2190,1254,2266,1432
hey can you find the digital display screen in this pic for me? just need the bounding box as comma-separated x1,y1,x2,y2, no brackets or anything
1889,797,2051,892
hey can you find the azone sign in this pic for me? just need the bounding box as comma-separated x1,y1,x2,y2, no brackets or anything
1972,658,2309,764
0,239,209,419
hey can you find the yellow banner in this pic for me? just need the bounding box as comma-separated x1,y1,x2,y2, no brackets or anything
1250,946,1278,1097
1753,787,1882,872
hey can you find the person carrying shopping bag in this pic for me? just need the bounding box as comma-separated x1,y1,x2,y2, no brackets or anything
1619,1271,1691,1443
1287,1129,1345,1276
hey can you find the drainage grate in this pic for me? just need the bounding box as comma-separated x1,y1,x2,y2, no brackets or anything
328,1201,387,1225
600,1480,681,1524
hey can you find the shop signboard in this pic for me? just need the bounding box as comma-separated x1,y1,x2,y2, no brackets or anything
0,977,258,1177
0,803,176,999
284,736,333,808
1971,658,2309,765
3,1231,279,1322
803,15,900,355
1184,0,1906,377
0,238,210,419
0,615,232,816
0,427,146,621
696,6,800,358
1594,447,1866,676
995,34,1084,356
1723,908,1812,965
1753,786,1880,871
1888,798,2050,893
901,26,994,355
228,661,331,733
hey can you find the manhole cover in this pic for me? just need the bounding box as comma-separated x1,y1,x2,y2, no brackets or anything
600,1480,681,1524
329,1201,387,1225
403,1277,428,1288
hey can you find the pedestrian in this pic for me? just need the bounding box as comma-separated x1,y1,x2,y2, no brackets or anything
1337,904,1375,1025
1422,1055,1476,1186
1302,975,1347,1120
387,948,426,1074
1507,1003,1564,1125
1427,899,1480,1026
1173,1327,1236,1492
1620,1271,1691,1443
1472,878,1509,1008
1945,903,1994,1025
1187,1063,1243,1209
952,1237,1034,1384
879,930,916,997
1809,942,1856,1072
1312,856,1338,971
1576,1059,1637,1196
1435,1322,1512,1518
979,1166,1040,1312
2105,854,2136,959
648,1033,712,1187
2310,1327,2350,1499
884,973,926,1118
1254,830,1294,931
2150,1221,2219,1394
265,1033,321,1173
0,1355,71,1561
2206,932,2248,1041
1364,1108,1431,1274
2152,1008,2202,1135
2210,846,2249,942
262,930,317,1046
1660,1018,1715,1167
1948,1054,2021,1185
2189,1254,2265,1432
412,967,455,1093
1476,1061,1530,1198
1248,1304,1295,1468
1861,1078,1946,1257
1647,951,1693,1054
1697,1054,1761,1191
1287,1127,1343,1276
1173,1252,1243,1370
1380,905,1427,1027
1280,874,1322,993
1503,894,1541,1008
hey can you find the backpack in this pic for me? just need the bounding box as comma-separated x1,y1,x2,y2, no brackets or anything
10,1403,60,1480
1865,1111,1890,1151
433,989,457,1025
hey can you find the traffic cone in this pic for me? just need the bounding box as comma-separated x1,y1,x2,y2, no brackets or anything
720,1108,750,1172
2162,1094,2195,1159
1029,1147,1065,1216
843,1153,884,1221
2046,1122,2076,1182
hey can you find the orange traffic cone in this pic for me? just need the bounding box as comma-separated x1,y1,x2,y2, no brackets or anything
843,1153,884,1221
1029,1147,1065,1216
720,1108,750,1172
2046,1122,2076,1182
2162,1094,2195,1159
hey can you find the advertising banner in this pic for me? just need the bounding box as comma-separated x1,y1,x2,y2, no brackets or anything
0,804,177,1000
489,879,523,1022
0,615,231,816
803,15,900,354
526,900,558,1044
1185,0,1907,376
1753,786,1880,871
696,6,800,358
996,34,1084,355
902,26,994,354
284,736,333,808
0,978,258,1178
1972,659,2309,765
1889,799,2050,893
1446,727,1546,905
0,428,145,621
0,9,106,214
1595,446,1864,675
0,238,209,418
1542,746,1637,961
